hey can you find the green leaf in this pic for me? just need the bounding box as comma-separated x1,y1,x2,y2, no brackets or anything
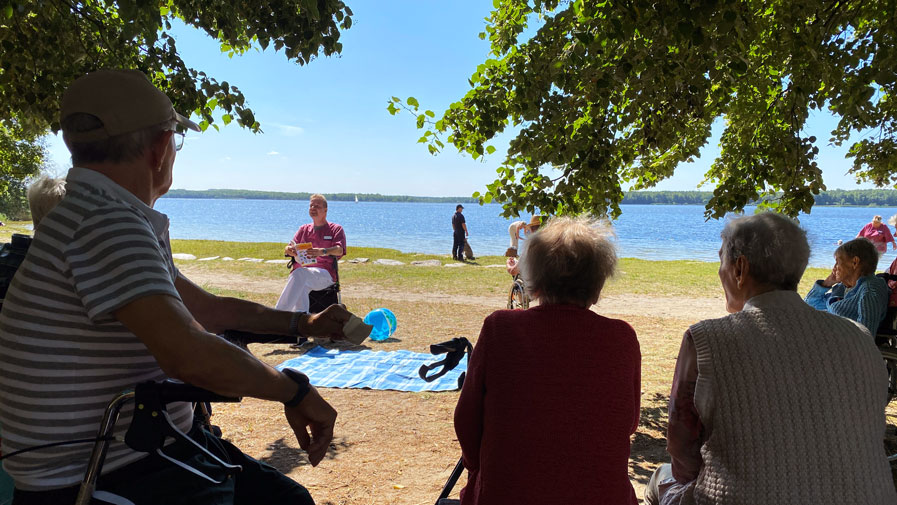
407,97,419,107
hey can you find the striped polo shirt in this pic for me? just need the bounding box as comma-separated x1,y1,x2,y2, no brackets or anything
0,167,193,491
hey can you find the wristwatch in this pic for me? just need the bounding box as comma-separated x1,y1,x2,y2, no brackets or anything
289,311,307,336
282,368,311,408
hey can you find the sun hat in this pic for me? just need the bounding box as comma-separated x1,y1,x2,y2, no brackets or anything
457,204,464,210
528,215,544,229
60,69,200,142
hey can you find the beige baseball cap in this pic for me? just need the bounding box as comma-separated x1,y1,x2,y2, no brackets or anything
60,69,200,142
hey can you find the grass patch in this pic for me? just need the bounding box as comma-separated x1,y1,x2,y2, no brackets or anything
0,232,849,300
171,239,838,299
0,221,34,242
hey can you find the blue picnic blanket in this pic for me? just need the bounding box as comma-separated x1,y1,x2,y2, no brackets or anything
276,346,467,392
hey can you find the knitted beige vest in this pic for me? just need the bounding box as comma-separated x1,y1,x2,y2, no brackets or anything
687,290,896,505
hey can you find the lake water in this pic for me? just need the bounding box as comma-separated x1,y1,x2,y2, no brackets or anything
154,198,897,268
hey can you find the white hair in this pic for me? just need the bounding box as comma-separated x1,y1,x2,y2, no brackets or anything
720,212,809,290
521,216,617,305
27,176,67,227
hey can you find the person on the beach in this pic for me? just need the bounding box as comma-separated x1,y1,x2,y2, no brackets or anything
856,214,895,256
455,216,641,505
804,237,888,335
645,213,895,505
504,214,542,257
0,69,350,505
452,204,468,261
276,194,346,313
26,175,67,227
505,215,543,277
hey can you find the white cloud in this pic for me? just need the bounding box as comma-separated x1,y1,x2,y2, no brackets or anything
268,122,305,137
219,156,232,161
267,151,280,156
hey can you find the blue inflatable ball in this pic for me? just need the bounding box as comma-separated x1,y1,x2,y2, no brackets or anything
364,308,397,342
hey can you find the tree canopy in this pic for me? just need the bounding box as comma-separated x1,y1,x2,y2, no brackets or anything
0,0,353,170
392,0,897,219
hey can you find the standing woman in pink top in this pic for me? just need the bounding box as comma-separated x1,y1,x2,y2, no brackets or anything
454,216,641,505
856,214,896,256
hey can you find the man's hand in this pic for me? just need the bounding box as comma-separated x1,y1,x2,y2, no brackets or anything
285,387,337,466
299,304,351,339
306,247,326,258
284,244,297,257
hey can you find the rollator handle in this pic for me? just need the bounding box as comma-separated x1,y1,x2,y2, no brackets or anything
222,329,296,347
150,380,241,404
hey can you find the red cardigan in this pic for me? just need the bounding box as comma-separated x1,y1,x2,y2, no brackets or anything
454,304,641,505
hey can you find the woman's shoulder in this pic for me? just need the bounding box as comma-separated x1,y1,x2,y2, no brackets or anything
582,309,636,331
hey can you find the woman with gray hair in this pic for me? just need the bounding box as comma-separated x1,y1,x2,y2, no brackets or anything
645,213,895,505
805,237,888,334
26,175,67,227
454,216,641,505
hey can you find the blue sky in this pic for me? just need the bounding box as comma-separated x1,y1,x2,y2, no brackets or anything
44,1,877,197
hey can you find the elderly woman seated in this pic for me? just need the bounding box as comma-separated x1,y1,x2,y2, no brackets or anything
644,213,896,505
454,217,641,505
804,237,888,334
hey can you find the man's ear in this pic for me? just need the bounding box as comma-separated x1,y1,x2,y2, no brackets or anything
734,255,750,286
147,130,173,171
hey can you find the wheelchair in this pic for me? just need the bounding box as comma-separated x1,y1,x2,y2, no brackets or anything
506,274,529,310
1,328,298,505
874,300,897,462
0,380,240,505
880,342,897,462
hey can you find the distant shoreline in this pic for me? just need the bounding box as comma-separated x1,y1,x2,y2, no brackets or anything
164,188,897,207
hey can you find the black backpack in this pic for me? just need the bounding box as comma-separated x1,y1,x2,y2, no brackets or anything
0,233,32,308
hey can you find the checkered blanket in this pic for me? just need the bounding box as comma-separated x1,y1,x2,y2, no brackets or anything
276,346,467,392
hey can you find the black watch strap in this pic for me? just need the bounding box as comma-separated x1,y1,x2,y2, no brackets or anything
282,368,311,408
289,311,307,336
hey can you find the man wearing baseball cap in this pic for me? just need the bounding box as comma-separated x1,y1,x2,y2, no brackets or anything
0,70,349,504
451,204,468,261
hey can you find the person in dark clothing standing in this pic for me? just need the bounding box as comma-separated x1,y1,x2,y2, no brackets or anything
452,204,468,261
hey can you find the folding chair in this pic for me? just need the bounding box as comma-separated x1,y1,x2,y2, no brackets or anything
308,255,342,313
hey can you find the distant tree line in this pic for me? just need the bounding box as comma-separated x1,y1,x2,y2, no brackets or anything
164,189,478,204
163,188,897,208
622,190,897,207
